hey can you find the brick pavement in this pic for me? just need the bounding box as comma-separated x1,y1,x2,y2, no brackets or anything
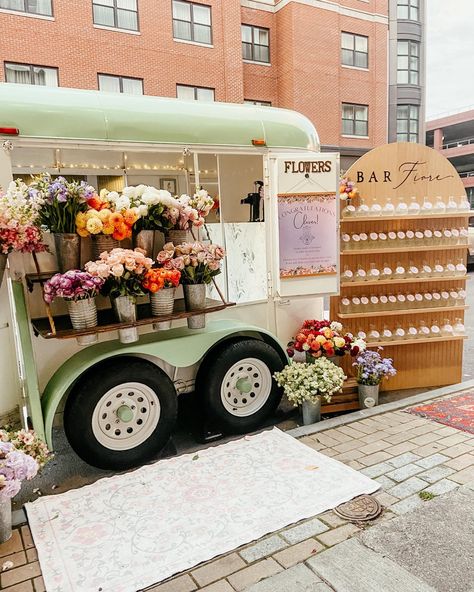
1,404,473,592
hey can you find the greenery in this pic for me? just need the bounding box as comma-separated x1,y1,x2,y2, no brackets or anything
419,491,436,501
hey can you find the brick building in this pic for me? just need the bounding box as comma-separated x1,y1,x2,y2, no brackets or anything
0,0,425,167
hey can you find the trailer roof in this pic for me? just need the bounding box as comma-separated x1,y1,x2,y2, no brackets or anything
0,84,320,150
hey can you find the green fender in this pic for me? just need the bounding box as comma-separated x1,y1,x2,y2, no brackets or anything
41,319,287,450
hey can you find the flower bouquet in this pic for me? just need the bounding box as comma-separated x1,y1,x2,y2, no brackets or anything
0,429,51,543
85,248,153,343
29,174,96,271
0,180,46,285
143,268,181,328
339,177,359,201
155,241,225,328
44,270,105,345
287,320,366,363
274,358,346,425
163,189,215,244
353,349,396,408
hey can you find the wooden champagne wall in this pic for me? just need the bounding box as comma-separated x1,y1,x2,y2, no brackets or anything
330,143,470,391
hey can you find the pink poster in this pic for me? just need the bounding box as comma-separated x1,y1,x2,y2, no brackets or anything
278,193,337,278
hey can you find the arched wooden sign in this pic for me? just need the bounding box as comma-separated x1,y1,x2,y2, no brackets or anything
345,142,466,204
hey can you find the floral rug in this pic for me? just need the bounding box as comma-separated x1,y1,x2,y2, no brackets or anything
406,391,474,434
25,428,378,592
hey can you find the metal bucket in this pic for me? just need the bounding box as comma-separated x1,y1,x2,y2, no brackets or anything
67,298,99,345
166,229,190,246
133,230,155,257
54,233,80,272
358,384,379,409
301,398,321,425
150,287,175,330
0,253,7,288
91,235,120,261
0,496,12,544
113,295,139,343
183,284,206,329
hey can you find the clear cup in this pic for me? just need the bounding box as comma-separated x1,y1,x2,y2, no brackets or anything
341,233,351,251
359,233,369,249
423,292,433,308
342,267,354,283
408,196,421,215
382,326,393,341
341,297,351,313
455,261,467,276
421,197,433,214
406,293,416,308
407,263,420,279
342,204,356,218
379,294,389,309
351,296,361,313
460,228,469,245
433,262,444,277
406,230,415,244
357,329,367,341
432,292,441,307
415,230,424,246
368,263,380,282
418,321,430,338
445,261,456,276
447,196,459,213
440,291,450,306
378,232,388,246
397,293,407,310
433,196,446,215
368,327,380,342
458,196,471,212
355,267,367,282
382,198,396,217
388,231,397,247
443,229,453,245
382,264,393,281
369,232,379,249
424,229,433,245
388,294,397,310
396,197,409,216
451,228,460,245
414,293,424,308
356,199,370,218
370,198,383,217
407,325,418,340
433,230,443,245
370,295,379,311
453,319,465,336
430,322,441,338
394,325,406,340
457,289,467,305
360,295,370,311
352,234,361,249
394,263,406,281
449,290,458,306
421,262,432,278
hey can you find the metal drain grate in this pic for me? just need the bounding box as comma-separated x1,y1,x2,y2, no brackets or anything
334,495,382,521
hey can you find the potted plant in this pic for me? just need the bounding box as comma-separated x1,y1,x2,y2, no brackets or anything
353,349,396,408
142,267,181,330
0,180,46,286
163,190,215,245
156,241,225,328
85,248,153,343
274,358,346,425
0,428,51,543
43,270,105,345
30,174,95,272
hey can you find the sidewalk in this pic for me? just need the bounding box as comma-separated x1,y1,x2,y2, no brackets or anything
1,390,473,592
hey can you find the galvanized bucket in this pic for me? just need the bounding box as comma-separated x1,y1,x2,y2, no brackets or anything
67,298,99,346
0,253,7,288
133,230,155,257
91,235,120,261
0,497,12,544
113,295,139,343
54,233,80,272
150,287,175,330
301,398,321,425
358,384,379,409
166,229,190,246
183,284,206,329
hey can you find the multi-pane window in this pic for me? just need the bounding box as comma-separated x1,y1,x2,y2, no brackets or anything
5,62,58,86
397,105,419,142
242,24,270,63
397,40,419,85
98,74,143,95
341,32,368,69
342,103,368,136
172,1,212,44
0,0,52,16
244,99,271,106
92,0,138,31
177,84,214,102
397,0,419,21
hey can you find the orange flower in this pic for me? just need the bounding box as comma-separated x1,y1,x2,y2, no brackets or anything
112,223,128,241
87,196,104,211
110,212,124,226
322,342,333,351
123,208,139,226
310,341,321,351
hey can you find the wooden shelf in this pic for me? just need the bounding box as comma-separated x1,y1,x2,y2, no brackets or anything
366,335,468,348
341,275,468,288
337,305,468,319
341,212,473,223
342,244,467,255
31,299,236,340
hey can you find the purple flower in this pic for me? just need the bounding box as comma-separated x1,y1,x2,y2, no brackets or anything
44,270,104,303
4,450,38,480
0,479,21,500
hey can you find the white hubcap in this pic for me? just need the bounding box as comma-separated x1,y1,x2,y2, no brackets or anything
92,382,160,451
220,358,272,417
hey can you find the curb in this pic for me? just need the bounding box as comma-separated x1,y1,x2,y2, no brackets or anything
287,379,474,439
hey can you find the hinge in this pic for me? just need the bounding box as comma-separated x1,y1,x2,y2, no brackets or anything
263,161,270,186
267,271,273,293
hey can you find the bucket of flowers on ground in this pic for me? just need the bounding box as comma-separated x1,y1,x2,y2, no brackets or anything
353,349,397,408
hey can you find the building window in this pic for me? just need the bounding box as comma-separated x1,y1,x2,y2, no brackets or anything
397,0,419,21
242,24,270,63
397,40,419,85
5,62,58,86
342,103,368,136
92,0,138,31
341,32,368,69
172,1,211,44
98,74,143,95
177,84,214,102
244,99,271,106
0,0,52,16
397,105,419,142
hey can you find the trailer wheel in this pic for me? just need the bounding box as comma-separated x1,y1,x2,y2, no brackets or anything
64,359,177,470
196,339,284,433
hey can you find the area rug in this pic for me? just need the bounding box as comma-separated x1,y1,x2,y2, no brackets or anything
26,428,379,592
406,391,474,434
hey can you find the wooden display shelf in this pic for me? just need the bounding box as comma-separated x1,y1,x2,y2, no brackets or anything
337,305,468,319
341,275,468,288
341,244,467,256
31,299,236,339
366,335,468,348
341,212,473,223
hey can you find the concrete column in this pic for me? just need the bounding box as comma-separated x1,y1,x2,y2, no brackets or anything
434,128,443,151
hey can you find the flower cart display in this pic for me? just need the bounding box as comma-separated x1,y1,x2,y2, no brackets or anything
353,349,396,408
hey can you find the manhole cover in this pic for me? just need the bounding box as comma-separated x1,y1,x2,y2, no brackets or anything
334,495,382,521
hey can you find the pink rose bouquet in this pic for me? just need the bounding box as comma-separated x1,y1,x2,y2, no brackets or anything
43,270,105,304
163,190,214,231
156,241,225,285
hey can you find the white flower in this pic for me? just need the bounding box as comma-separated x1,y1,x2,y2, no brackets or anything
141,187,161,206
121,186,137,200
330,321,343,333
134,184,148,197
114,196,131,211
138,204,149,217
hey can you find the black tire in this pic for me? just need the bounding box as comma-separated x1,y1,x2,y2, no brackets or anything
64,359,178,470
196,339,284,433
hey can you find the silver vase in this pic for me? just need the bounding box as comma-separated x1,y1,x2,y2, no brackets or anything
183,283,206,329
91,235,120,261
301,398,321,425
54,233,80,272
133,230,155,257
0,497,12,544
67,298,98,345
151,287,175,330
358,384,380,409
0,253,7,288
166,229,190,246
113,295,139,343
